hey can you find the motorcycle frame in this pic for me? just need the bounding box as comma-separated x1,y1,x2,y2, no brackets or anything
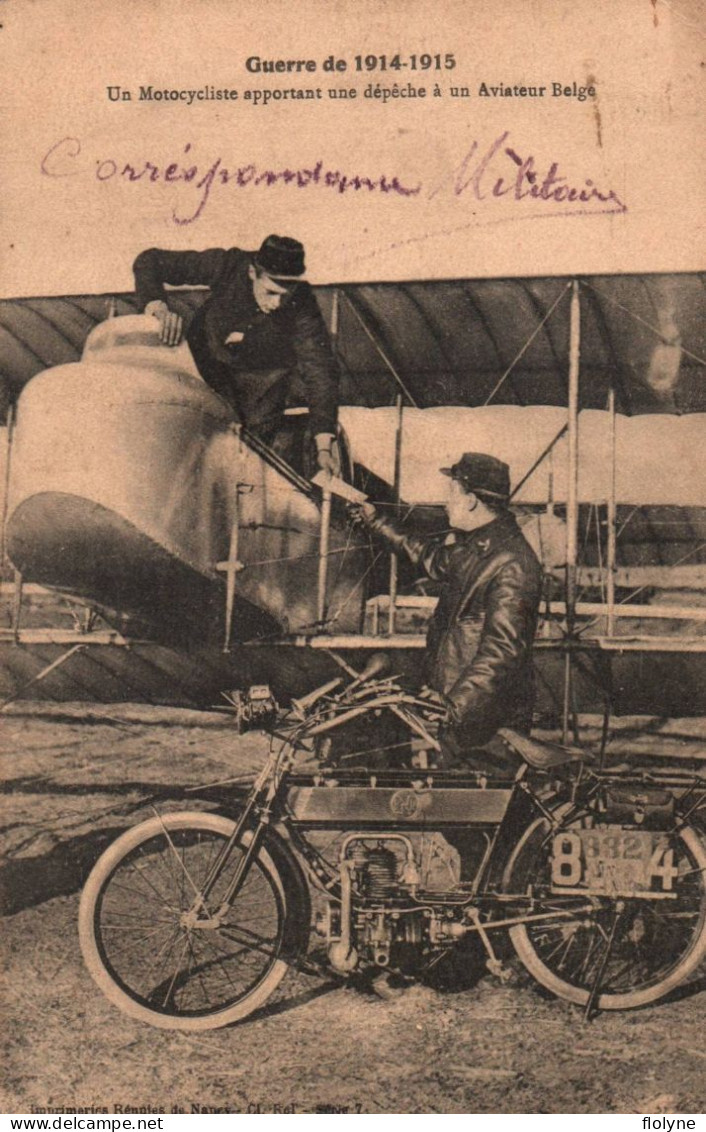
150,664,701,1023
190,738,703,929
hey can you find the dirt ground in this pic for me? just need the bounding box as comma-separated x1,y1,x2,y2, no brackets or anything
1,705,705,1116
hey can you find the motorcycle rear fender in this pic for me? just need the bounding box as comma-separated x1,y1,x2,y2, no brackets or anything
482,782,558,889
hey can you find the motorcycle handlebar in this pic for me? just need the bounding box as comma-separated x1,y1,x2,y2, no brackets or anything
290,677,342,718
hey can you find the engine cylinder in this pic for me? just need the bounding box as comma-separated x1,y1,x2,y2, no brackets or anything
355,845,398,899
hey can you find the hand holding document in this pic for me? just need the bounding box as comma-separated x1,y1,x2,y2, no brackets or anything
311,470,369,504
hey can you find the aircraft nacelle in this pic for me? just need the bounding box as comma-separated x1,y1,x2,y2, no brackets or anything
5,316,370,648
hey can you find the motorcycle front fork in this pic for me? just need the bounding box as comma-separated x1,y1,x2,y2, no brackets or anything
176,753,284,925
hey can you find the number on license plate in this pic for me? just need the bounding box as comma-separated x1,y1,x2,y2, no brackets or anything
550,827,679,896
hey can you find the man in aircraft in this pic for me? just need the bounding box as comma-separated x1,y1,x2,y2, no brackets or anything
133,234,339,474
351,452,543,776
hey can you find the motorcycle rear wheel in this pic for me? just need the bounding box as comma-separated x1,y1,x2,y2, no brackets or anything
504,818,706,1010
79,811,309,1031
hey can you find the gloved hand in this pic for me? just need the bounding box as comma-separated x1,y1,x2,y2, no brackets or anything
417,685,449,720
314,433,337,477
418,685,445,706
316,448,337,476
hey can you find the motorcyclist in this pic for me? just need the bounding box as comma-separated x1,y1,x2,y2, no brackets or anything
350,451,543,776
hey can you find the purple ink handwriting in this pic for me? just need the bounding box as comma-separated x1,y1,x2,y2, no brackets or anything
427,130,627,213
40,132,626,226
40,138,421,225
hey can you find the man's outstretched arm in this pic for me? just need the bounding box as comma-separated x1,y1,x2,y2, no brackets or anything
350,504,452,582
289,289,340,471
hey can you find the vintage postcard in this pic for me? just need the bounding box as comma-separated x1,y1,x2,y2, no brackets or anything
1,0,705,1119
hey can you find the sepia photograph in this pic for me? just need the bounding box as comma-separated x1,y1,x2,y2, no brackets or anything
1,0,704,1120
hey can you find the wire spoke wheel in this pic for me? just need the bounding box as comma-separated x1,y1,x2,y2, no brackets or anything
503,816,706,1009
79,812,305,1031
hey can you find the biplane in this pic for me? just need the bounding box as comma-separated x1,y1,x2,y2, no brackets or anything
1,273,705,747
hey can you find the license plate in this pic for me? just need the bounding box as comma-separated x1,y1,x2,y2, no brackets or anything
550,826,678,897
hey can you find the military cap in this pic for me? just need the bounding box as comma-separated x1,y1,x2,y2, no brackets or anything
254,235,306,280
440,452,511,500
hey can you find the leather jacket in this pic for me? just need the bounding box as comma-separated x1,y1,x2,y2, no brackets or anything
366,510,543,747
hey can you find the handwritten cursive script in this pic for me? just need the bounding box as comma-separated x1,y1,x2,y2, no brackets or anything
39,131,626,226
40,138,422,225
428,130,626,213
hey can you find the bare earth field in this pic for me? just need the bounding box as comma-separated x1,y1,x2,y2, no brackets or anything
1,705,705,1116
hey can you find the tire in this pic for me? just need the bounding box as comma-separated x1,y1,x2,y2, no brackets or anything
503,816,706,1010
79,811,310,1031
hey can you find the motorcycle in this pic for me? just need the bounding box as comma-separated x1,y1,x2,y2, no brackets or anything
78,657,706,1031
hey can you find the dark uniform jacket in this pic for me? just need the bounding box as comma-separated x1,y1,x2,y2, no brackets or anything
367,510,543,750
133,247,339,439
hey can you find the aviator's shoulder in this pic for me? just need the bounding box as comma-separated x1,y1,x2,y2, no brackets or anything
510,535,544,589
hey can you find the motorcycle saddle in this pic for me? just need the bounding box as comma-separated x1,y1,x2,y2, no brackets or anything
497,728,589,769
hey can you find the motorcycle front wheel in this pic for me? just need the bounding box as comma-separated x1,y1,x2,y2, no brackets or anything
79,811,310,1031
503,818,706,1010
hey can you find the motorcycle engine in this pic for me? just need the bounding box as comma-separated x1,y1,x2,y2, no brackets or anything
315,836,467,973
351,842,399,899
